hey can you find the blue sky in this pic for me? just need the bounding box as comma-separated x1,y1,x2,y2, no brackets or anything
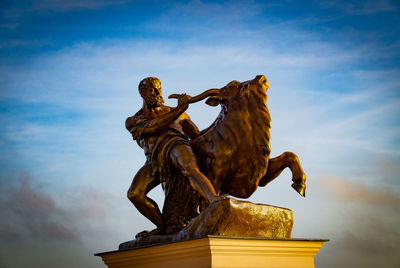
1,1,399,267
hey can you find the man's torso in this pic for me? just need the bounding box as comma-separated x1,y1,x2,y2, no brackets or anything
126,105,187,159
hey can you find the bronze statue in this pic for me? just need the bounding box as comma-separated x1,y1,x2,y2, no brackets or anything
126,75,306,239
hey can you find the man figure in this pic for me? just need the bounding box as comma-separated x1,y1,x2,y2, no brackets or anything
126,77,219,237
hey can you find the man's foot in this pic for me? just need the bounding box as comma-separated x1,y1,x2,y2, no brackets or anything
135,228,163,239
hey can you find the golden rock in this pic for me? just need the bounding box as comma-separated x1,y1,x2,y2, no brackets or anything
120,198,293,249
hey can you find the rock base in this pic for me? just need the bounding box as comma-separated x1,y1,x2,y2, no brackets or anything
120,198,293,249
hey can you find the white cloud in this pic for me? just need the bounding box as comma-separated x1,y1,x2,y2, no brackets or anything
1,29,398,196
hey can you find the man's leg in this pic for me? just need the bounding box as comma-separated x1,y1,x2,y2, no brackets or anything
127,164,164,237
169,143,219,203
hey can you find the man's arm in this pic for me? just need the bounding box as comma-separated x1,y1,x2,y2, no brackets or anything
127,94,191,140
181,114,200,139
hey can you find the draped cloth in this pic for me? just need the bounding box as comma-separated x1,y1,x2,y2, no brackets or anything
130,117,201,234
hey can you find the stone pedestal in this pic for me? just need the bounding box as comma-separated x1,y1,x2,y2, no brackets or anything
96,236,328,268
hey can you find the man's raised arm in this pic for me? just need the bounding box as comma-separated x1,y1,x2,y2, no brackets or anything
127,94,191,140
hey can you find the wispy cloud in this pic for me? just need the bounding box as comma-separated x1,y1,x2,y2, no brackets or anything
0,36,366,103
0,23,19,29
0,31,398,188
1,173,79,242
313,174,400,268
1,0,129,18
324,214,400,268
31,0,129,11
321,175,400,211
319,0,398,15
0,39,51,49
0,172,124,267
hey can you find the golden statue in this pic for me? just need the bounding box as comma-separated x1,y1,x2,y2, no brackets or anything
125,75,306,241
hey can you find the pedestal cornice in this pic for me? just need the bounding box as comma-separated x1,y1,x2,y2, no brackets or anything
96,236,329,268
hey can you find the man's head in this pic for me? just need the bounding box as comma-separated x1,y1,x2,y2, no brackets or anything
138,77,164,108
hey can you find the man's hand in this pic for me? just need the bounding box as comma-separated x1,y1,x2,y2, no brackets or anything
177,93,191,111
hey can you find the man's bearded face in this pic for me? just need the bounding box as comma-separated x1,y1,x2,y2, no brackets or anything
142,80,164,108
